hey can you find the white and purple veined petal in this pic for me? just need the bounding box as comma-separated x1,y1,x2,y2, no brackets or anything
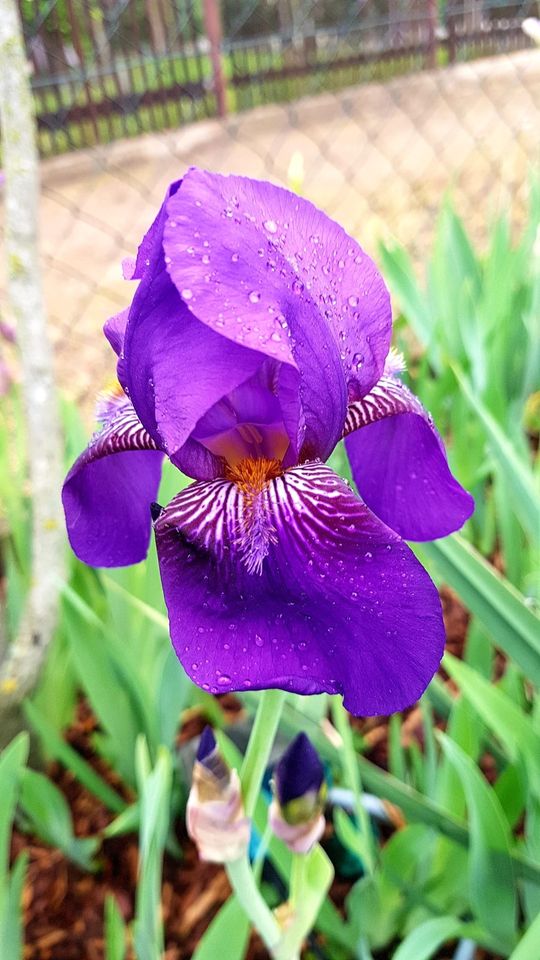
62,392,164,567
344,372,474,542
153,461,445,717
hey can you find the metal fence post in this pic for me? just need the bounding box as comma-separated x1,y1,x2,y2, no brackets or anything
202,0,227,118
448,10,457,64
426,0,438,68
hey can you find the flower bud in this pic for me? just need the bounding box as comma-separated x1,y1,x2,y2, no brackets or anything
186,727,250,863
269,733,326,854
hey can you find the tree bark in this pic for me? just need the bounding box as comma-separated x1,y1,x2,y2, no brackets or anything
0,0,65,744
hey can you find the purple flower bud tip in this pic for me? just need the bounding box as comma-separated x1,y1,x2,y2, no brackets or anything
150,501,163,522
197,725,217,763
275,733,324,807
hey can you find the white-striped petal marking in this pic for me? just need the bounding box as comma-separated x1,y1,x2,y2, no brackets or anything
153,459,446,716
343,372,474,542
90,392,159,459
62,390,163,568
156,460,372,578
343,377,426,437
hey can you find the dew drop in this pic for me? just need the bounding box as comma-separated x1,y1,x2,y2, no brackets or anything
182,288,193,300
255,634,264,647
231,252,239,262
217,675,231,686
364,551,373,561
271,332,281,342
249,290,261,303
264,219,277,233
348,295,359,307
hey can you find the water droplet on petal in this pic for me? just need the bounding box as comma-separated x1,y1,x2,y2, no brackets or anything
264,219,277,233
249,290,261,303
182,288,193,300
348,295,359,307
231,252,239,262
217,675,231,685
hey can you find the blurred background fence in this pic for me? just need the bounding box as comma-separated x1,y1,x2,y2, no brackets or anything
2,0,539,404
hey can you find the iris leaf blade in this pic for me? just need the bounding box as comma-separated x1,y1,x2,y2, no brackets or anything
452,365,539,544
437,733,517,949
191,896,250,960
415,535,540,685
393,916,492,960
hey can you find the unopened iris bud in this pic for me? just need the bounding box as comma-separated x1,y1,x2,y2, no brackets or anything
186,726,250,863
269,733,326,854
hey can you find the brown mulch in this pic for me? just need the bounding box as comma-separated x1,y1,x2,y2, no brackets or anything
11,585,503,960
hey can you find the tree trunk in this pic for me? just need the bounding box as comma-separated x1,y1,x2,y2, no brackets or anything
0,0,65,746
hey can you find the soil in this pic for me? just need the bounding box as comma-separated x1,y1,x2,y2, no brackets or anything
11,586,501,960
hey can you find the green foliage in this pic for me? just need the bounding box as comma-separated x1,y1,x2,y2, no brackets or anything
192,896,250,960
0,735,29,959
132,740,172,960
104,895,127,960
380,185,540,593
18,768,100,872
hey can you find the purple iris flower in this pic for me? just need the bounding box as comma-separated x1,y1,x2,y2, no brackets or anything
62,168,474,716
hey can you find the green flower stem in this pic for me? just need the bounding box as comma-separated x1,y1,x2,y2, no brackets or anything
226,854,281,953
222,690,288,956
274,847,333,960
241,688,286,817
290,851,308,910
331,698,376,874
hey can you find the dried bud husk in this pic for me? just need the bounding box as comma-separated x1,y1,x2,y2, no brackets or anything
186,727,250,863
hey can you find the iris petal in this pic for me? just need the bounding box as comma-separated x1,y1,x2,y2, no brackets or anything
344,377,474,541
165,169,391,400
62,395,163,567
124,265,285,469
154,461,445,716
163,169,349,461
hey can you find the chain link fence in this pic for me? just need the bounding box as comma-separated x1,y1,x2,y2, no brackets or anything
1,0,539,408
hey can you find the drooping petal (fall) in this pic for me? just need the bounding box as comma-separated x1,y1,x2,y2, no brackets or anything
344,376,474,541
153,461,445,716
62,395,163,567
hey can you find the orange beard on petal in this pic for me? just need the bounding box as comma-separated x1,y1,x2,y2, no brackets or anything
224,456,284,575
